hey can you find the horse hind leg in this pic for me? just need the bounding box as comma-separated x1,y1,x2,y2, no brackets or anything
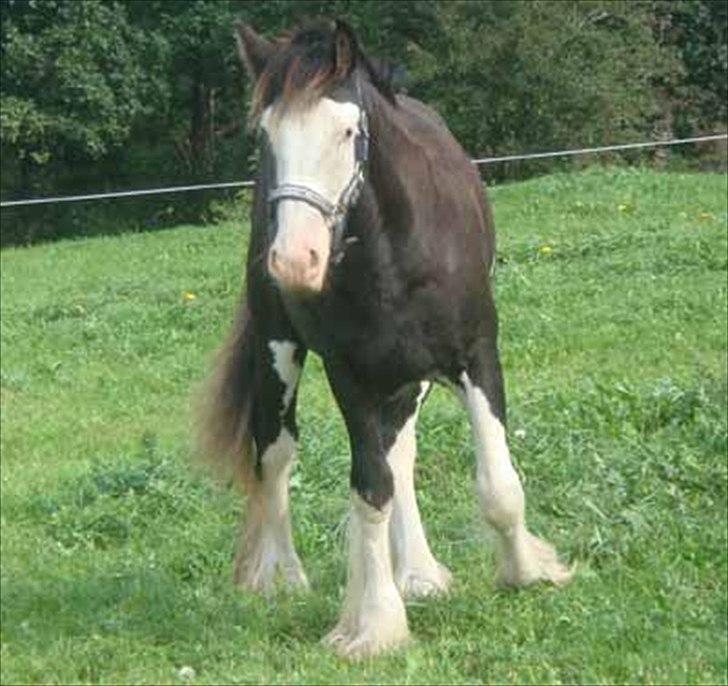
233,339,308,593
389,382,452,598
458,348,574,588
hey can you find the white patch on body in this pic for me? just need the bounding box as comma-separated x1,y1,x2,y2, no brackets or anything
261,99,362,290
234,428,308,592
459,372,573,587
323,493,409,659
388,382,452,597
268,339,301,411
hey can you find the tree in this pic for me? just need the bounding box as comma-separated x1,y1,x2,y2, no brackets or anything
651,0,728,137
1,0,169,177
1,0,724,245
403,0,680,177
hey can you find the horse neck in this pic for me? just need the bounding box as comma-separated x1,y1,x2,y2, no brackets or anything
361,90,423,229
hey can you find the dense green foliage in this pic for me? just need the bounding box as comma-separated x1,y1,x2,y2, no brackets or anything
1,1,168,163
1,168,726,683
0,0,726,245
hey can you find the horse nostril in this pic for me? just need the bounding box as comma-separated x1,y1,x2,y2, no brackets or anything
309,249,320,270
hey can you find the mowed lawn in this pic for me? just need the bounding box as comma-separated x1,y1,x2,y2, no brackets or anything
1,167,726,685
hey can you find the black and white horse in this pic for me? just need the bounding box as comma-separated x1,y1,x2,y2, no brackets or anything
199,20,572,659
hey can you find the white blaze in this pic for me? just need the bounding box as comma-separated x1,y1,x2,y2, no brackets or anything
261,98,362,285
261,98,361,202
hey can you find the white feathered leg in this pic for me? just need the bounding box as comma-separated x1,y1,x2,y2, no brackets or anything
323,493,409,659
460,372,573,588
389,382,452,597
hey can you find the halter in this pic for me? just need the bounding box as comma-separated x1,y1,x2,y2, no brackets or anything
266,79,369,264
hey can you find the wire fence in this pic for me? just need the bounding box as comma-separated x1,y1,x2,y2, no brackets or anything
1,133,725,209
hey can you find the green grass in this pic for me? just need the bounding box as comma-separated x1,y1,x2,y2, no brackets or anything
1,166,726,685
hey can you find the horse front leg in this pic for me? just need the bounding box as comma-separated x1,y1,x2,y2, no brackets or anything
388,382,452,598
458,340,573,589
234,339,309,593
321,364,410,659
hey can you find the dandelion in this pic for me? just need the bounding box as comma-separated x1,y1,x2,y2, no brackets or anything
538,244,553,256
697,212,714,222
182,291,197,302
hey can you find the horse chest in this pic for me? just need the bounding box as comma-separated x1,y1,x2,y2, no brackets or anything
281,281,450,388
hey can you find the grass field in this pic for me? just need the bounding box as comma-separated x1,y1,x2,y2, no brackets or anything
1,167,726,685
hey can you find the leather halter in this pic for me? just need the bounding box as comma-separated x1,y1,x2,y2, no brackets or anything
266,80,369,264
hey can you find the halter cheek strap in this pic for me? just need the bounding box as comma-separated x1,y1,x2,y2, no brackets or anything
266,80,369,263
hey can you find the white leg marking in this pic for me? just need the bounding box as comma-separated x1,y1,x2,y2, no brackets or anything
235,428,309,592
268,340,300,411
389,382,452,598
235,342,307,592
323,493,409,659
460,372,573,588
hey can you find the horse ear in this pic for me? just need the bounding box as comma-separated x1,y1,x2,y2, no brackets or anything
233,21,274,80
333,19,358,77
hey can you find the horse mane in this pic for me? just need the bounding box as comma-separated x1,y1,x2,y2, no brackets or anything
249,20,397,125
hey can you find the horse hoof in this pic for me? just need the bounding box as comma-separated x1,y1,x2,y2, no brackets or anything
496,531,574,589
323,626,410,660
322,602,410,659
233,556,309,594
397,562,453,599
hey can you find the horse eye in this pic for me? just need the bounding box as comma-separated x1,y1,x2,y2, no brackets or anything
344,128,354,138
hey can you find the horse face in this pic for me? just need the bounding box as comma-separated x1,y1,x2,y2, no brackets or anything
261,96,362,294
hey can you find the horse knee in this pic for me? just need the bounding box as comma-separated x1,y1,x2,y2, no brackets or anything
351,458,394,512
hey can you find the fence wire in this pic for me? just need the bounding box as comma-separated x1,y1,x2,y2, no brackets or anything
1,133,725,208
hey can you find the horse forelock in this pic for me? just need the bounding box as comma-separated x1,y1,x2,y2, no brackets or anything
249,22,339,124
248,21,394,127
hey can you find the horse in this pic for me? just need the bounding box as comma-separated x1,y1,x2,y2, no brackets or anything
198,19,573,659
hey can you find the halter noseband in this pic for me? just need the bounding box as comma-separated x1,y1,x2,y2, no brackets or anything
266,80,369,264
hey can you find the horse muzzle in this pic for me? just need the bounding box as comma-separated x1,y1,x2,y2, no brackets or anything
268,243,327,293
267,207,331,294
